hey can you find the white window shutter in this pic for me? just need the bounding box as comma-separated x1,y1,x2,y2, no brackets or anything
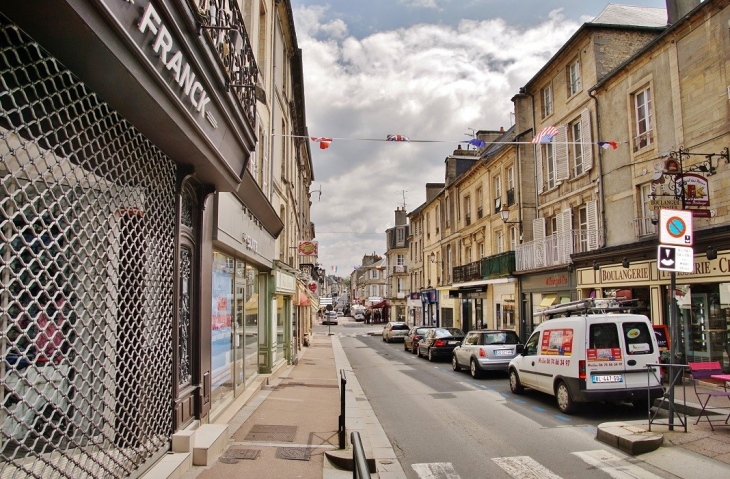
561,208,573,263
533,217,546,268
586,200,599,250
555,125,569,181
535,145,543,194
581,108,593,172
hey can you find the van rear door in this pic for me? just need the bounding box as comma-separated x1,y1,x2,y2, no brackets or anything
585,321,628,393
620,317,660,390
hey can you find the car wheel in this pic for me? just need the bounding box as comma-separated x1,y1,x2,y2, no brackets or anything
509,369,524,394
556,380,577,414
452,355,461,371
428,348,434,362
470,359,483,379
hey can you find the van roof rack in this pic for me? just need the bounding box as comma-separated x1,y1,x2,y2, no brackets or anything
535,298,641,319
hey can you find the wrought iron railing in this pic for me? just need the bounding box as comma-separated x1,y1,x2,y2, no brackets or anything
482,251,515,278
634,217,658,238
515,230,602,271
191,0,259,126
453,260,482,283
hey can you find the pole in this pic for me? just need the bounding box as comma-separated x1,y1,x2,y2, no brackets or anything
668,271,677,430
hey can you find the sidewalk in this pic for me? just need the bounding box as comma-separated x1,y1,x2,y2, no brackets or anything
182,331,730,479
180,331,405,479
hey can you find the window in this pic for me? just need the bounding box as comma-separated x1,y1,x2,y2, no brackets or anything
541,84,553,118
495,230,503,254
397,226,405,243
634,87,653,151
571,120,583,176
445,196,451,228
568,59,581,96
465,246,472,263
435,204,440,232
622,322,654,355
590,323,620,350
464,196,471,226
494,175,502,214
478,242,484,259
524,331,540,356
371,270,378,279
510,226,518,251
639,184,657,236
397,254,404,266
506,167,515,206
476,187,483,219
370,285,379,297
578,205,588,252
397,278,405,293
545,144,556,189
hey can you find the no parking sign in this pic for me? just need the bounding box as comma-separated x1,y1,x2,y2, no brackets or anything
658,209,693,246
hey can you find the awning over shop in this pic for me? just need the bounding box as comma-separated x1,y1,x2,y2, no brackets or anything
539,294,557,308
296,290,311,306
451,277,517,289
372,300,388,308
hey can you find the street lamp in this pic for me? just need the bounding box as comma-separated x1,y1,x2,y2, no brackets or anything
499,205,522,232
429,252,442,263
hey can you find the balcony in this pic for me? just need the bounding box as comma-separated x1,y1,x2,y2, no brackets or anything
453,260,482,283
392,265,408,274
482,251,515,279
515,229,602,271
634,217,657,238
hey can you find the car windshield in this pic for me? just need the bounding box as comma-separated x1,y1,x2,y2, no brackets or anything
483,332,519,345
434,328,463,338
391,324,409,330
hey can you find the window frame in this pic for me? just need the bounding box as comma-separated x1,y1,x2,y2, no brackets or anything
633,86,653,151
541,84,553,118
571,119,583,176
545,144,556,189
568,58,582,96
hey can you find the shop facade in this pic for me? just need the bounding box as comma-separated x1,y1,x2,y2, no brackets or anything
577,249,730,369
271,264,297,368
420,289,439,326
0,1,278,476
517,270,577,342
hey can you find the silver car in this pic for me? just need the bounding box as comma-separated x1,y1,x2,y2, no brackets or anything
382,322,410,342
452,330,523,378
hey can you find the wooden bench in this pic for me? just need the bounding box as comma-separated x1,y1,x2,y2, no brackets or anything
687,361,730,430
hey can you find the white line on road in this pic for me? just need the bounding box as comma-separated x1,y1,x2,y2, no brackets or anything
411,462,461,479
573,450,664,479
492,456,562,479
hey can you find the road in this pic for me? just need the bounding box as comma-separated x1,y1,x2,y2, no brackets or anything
315,318,682,479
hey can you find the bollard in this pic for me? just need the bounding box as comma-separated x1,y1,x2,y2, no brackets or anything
351,431,371,479
339,369,346,449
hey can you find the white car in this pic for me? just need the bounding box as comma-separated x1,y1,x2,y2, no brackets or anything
322,312,338,325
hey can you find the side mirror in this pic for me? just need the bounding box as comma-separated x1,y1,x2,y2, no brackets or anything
515,344,524,354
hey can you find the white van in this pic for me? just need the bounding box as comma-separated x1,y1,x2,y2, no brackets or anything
508,299,663,414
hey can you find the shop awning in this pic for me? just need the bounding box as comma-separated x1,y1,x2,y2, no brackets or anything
451,277,517,289
372,300,388,308
539,295,557,308
296,290,311,306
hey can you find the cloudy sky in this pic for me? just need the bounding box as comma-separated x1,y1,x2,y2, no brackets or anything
291,0,668,278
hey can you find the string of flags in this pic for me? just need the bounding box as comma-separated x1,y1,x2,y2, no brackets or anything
305,130,622,150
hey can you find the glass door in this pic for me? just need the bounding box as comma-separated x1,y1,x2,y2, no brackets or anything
234,260,246,392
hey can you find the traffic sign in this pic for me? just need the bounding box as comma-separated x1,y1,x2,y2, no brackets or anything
659,209,693,246
657,245,694,273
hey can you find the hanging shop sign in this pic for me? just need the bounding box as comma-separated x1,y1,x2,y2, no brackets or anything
297,241,318,255
676,173,710,207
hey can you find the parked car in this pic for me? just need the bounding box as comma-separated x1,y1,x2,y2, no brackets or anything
508,300,662,414
452,330,523,378
354,312,365,321
382,322,410,342
417,328,465,361
404,326,436,354
322,311,338,325
336,311,344,317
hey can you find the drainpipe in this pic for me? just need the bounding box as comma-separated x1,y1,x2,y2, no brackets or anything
588,87,607,249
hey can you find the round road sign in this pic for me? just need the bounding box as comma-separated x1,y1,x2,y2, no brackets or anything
666,216,686,238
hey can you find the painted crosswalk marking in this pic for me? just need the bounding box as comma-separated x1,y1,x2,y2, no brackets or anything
573,450,664,479
411,462,460,479
493,456,562,478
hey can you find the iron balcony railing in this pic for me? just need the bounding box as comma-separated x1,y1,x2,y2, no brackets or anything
516,229,602,271
482,251,515,278
453,260,482,283
634,217,658,238
191,0,259,126
392,265,407,274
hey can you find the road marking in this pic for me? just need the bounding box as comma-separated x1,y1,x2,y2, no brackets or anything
573,450,664,479
411,462,460,478
492,456,562,478
532,406,547,412
554,414,571,422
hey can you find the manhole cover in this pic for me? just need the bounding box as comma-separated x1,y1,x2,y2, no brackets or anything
225,448,261,460
246,425,298,442
276,447,311,461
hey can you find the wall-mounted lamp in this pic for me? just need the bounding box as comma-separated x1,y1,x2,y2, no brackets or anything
622,257,630,268
429,252,443,264
593,260,600,271
707,246,718,261
499,205,522,231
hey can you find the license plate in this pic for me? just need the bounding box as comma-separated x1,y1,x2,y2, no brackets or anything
592,375,623,383
448,341,459,345
495,349,513,356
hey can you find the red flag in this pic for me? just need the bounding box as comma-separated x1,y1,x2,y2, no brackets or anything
311,137,333,149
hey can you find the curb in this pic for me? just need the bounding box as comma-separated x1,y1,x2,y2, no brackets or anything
596,422,664,455
324,449,378,473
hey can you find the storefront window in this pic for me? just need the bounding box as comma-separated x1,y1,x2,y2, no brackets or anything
276,295,286,359
245,264,259,381
234,260,246,390
211,252,234,409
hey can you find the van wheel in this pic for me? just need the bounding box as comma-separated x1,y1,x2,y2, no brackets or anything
556,381,577,414
509,369,524,394
452,355,461,371
470,359,483,379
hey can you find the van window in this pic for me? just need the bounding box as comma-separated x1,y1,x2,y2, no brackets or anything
622,322,654,355
524,331,540,356
590,323,620,349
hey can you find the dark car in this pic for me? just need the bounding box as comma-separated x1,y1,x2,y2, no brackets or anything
417,328,465,362
404,326,436,354
452,330,523,378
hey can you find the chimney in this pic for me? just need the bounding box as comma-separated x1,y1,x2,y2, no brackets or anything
395,207,407,226
666,0,700,24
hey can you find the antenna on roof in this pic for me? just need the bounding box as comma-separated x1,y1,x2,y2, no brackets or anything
400,190,409,210
464,127,476,138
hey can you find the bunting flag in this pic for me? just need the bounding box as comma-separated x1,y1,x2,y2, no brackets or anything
461,138,486,149
532,126,559,144
598,141,618,150
311,137,333,149
386,134,410,142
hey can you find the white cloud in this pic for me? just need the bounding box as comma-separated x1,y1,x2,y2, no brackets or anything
293,6,580,276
